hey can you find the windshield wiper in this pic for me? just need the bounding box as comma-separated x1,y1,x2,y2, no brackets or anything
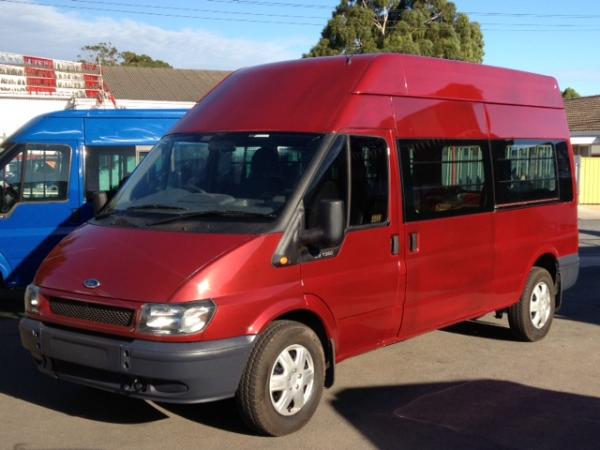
95,209,114,219
127,204,188,211
147,210,277,226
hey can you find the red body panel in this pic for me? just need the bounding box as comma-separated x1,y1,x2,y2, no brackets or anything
32,54,578,363
37,224,255,302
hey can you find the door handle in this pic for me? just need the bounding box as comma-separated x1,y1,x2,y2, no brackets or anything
409,232,419,253
391,235,400,255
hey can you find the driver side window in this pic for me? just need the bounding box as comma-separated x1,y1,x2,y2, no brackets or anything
1,144,70,214
1,151,23,213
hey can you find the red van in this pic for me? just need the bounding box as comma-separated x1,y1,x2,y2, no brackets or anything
20,54,579,436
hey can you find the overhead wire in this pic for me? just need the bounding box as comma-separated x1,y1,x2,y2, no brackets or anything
3,0,600,31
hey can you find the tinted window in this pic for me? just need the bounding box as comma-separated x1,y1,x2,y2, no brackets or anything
556,141,574,202
105,133,324,226
304,136,347,229
399,140,490,221
349,136,388,226
492,141,558,204
85,146,137,198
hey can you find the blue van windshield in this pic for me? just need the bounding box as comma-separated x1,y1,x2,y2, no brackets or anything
100,133,324,227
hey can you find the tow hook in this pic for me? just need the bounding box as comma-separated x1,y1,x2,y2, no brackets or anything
122,378,147,393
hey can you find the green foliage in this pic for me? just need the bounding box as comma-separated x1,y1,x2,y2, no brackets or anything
79,43,173,68
120,51,172,68
79,42,120,66
562,87,581,100
306,0,484,63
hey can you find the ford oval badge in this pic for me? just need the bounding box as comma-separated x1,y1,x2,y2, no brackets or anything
83,279,101,289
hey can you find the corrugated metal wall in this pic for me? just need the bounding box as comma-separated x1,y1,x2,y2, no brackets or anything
579,157,600,204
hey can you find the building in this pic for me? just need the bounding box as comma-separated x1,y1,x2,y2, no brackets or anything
102,65,230,109
565,95,600,204
0,51,229,142
565,95,600,156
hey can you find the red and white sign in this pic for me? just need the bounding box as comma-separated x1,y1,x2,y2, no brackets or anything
0,51,115,104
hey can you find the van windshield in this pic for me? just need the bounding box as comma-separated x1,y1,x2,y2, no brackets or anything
99,133,324,229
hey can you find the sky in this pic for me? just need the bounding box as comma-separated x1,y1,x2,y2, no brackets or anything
0,0,599,95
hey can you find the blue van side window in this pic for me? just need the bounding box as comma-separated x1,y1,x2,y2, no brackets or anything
1,144,70,213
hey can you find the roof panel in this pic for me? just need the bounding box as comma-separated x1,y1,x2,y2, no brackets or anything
102,66,230,102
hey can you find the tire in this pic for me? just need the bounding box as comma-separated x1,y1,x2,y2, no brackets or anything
508,267,556,342
236,320,325,436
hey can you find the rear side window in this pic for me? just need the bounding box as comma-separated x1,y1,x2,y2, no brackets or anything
85,146,139,198
556,141,574,202
398,140,491,221
349,136,388,226
492,141,558,205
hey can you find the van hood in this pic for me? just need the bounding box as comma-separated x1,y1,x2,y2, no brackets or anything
36,224,256,302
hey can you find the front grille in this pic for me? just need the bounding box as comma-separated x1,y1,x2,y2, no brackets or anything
49,298,135,327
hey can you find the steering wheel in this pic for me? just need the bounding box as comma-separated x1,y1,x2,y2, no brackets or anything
0,182,19,212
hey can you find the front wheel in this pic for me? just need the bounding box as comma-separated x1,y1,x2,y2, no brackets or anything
236,320,325,436
508,267,556,342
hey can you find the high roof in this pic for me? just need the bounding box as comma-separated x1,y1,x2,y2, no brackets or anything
173,53,563,135
102,66,230,102
564,95,600,134
39,109,188,119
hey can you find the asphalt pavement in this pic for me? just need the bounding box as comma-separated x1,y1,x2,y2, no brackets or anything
0,232,599,449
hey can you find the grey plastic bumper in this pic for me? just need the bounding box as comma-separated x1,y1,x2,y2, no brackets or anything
19,318,255,404
558,254,579,292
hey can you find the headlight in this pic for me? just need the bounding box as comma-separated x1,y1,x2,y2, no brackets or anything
138,301,215,336
24,284,41,314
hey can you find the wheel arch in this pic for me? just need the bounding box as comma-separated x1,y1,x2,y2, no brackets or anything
250,294,339,389
523,249,560,309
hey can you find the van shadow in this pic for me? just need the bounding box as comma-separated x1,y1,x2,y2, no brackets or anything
579,228,600,238
441,319,518,341
330,380,600,450
0,317,167,424
159,400,252,435
555,264,600,327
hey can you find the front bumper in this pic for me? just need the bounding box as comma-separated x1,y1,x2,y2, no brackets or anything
19,318,256,404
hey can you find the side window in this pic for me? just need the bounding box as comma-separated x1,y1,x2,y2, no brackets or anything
22,146,70,201
1,150,24,213
1,144,70,213
492,141,558,205
349,136,388,226
399,140,490,221
555,141,574,202
304,137,348,229
85,146,136,198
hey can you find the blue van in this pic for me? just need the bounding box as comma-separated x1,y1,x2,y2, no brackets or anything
0,109,188,288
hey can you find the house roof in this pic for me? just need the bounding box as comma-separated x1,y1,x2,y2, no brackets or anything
102,66,230,102
564,95,600,134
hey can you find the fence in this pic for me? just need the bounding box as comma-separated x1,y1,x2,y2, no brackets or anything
578,157,600,204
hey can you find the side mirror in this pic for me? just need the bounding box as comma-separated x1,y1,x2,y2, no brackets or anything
300,199,345,247
91,191,108,215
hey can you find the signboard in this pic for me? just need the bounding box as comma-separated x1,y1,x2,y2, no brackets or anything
0,51,114,104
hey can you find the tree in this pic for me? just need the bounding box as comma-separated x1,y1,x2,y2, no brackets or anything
79,42,120,66
562,87,581,100
120,51,172,68
79,43,173,68
306,0,484,63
